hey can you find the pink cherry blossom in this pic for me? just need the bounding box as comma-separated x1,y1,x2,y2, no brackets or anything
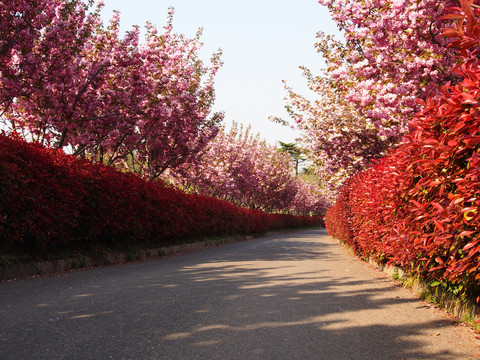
165,122,329,215
280,0,463,195
0,1,223,179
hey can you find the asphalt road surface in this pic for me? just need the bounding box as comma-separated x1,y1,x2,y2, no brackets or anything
1,228,480,359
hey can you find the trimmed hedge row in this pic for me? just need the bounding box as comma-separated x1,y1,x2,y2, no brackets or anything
0,134,322,261
325,7,480,301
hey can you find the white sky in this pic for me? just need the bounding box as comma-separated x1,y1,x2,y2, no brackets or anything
100,0,340,145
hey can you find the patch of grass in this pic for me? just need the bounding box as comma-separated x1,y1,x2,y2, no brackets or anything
392,269,400,281
0,255,20,270
400,273,480,330
125,247,141,262
70,257,87,270
462,313,480,332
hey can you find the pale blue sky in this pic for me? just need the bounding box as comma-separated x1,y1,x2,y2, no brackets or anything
100,0,340,145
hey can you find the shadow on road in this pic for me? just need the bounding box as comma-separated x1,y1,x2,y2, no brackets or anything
0,229,475,359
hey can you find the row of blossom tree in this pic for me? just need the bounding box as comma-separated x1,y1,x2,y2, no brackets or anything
281,0,463,196
1,0,223,180
1,0,329,216
166,122,329,215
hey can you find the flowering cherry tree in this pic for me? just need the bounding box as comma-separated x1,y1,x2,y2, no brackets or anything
167,122,296,212
317,0,458,127
131,16,223,179
290,178,330,216
281,0,463,194
167,122,329,215
283,72,392,194
0,0,63,111
1,1,223,178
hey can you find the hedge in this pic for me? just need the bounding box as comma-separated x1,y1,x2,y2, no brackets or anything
325,8,480,300
0,133,322,262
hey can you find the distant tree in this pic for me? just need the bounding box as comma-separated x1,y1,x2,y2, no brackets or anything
278,141,306,175
167,122,298,213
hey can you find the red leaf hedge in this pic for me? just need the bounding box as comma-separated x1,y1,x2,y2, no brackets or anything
325,1,480,301
0,133,322,261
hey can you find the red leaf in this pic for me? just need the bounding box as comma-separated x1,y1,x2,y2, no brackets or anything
459,230,475,238
443,28,462,38
410,200,424,209
433,219,445,232
463,241,477,251
463,136,480,145
453,122,466,132
431,202,444,212
460,0,475,23
423,138,440,146
440,13,464,21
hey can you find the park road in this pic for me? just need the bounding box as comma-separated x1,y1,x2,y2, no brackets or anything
1,228,480,359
